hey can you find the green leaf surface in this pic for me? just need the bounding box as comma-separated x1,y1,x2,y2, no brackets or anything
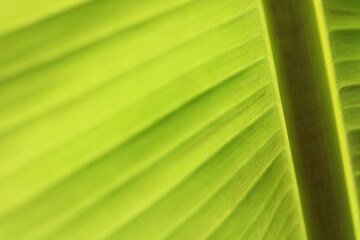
1,0,359,239
322,0,360,221
0,0,306,239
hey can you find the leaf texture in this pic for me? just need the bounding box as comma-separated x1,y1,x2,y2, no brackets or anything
0,0,306,240
321,0,360,219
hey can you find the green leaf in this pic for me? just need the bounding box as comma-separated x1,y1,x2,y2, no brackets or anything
320,0,360,233
323,0,360,198
0,0,358,239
